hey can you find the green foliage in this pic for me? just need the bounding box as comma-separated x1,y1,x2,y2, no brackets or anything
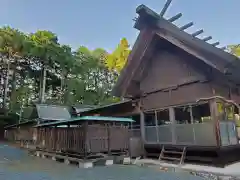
227,45,240,126
228,45,240,57
0,26,128,125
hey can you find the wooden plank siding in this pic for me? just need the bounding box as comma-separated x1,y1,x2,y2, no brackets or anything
138,47,213,110
113,5,240,104
35,124,130,156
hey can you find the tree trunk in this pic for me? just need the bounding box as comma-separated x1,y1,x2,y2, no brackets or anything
39,65,47,103
9,60,17,111
60,70,66,104
3,59,10,114
60,77,64,103
39,74,42,103
62,73,69,104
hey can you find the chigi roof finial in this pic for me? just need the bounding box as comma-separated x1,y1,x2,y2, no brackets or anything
156,0,225,50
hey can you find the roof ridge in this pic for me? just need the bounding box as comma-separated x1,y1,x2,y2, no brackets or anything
135,2,228,52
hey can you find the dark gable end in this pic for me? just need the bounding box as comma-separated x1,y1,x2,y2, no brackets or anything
113,4,240,98
112,28,155,97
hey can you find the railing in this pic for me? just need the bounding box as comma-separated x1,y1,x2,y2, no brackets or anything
129,125,141,138
219,121,238,146
145,123,218,146
129,129,141,138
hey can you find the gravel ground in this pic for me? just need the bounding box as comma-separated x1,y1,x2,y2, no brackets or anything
0,143,207,180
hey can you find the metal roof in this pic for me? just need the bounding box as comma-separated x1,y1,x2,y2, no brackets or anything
77,100,132,114
4,120,37,129
34,116,134,128
74,107,93,113
72,104,97,113
36,104,71,121
77,116,134,122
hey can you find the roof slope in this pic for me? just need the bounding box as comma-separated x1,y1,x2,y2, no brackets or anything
36,104,71,121
35,116,134,127
113,4,240,97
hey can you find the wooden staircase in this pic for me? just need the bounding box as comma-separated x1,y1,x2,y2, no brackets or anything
159,146,186,165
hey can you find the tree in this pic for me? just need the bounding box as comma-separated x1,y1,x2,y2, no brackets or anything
73,46,120,105
0,27,31,114
105,38,130,73
28,30,59,103
228,45,240,57
0,25,131,126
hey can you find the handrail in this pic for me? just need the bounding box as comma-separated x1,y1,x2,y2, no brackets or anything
145,123,218,146
196,96,240,113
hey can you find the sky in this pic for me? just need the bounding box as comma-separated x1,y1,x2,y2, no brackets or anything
0,0,239,52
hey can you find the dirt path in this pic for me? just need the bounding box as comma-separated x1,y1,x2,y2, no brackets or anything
0,143,206,180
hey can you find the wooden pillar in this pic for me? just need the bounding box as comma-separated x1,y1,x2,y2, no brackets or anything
189,105,196,144
169,107,176,144
223,102,230,144
155,110,159,142
140,111,145,143
107,123,111,155
189,106,194,124
83,121,88,159
209,99,221,146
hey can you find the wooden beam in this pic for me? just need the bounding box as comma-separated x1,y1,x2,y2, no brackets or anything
154,110,159,142
132,17,138,21
197,96,240,111
137,100,145,145
180,22,194,30
211,42,220,46
189,105,196,144
169,107,176,143
189,106,194,123
192,29,204,37
159,0,172,17
209,99,221,146
202,36,212,42
168,13,182,22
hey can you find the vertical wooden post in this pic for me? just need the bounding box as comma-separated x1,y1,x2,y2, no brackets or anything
209,99,221,147
189,106,194,124
155,110,159,143
169,107,176,144
223,102,230,145
107,123,111,155
138,97,146,143
137,99,146,157
189,106,196,144
140,111,145,143
83,121,88,159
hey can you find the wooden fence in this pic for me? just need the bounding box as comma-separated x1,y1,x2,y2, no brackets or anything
4,127,36,145
35,124,130,156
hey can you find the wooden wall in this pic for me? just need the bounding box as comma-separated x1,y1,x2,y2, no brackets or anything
139,50,213,110
130,36,240,111
141,83,213,110
140,51,206,93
